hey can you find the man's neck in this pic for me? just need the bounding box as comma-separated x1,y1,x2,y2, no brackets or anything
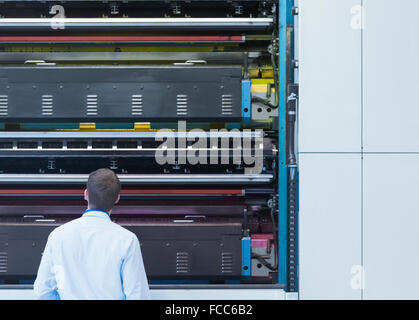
86,207,111,216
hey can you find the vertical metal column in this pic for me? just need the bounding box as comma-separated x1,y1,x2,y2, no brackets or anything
278,0,295,290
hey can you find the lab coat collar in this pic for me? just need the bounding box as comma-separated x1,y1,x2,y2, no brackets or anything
82,209,111,220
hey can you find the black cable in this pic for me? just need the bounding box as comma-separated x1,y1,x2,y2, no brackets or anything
250,33,280,110
251,253,277,271
270,204,279,271
270,31,280,109
251,96,278,109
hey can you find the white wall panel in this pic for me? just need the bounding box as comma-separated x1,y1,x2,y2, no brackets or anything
363,154,419,299
299,0,362,153
299,154,362,299
363,0,419,152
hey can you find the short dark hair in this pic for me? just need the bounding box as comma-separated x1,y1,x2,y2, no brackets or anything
87,168,121,212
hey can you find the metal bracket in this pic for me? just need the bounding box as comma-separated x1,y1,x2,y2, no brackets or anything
173,60,208,66
24,60,56,66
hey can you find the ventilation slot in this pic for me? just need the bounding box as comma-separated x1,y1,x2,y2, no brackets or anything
141,140,161,149
0,142,13,149
17,141,38,149
92,140,113,149
67,141,88,149
42,141,63,149
176,252,189,274
117,140,138,149
0,252,7,273
41,95,53,116
0,95,8,116
176,94,188,116
221,94,233,115
86,95,98,116
221,252,233,274
131,94,143,116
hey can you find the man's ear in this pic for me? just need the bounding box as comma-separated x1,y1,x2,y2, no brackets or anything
115,193,120,205
84,189,88,202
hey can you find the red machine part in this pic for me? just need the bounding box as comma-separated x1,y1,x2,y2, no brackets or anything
0,189,244,196
0,35,244,42
251,234,274,249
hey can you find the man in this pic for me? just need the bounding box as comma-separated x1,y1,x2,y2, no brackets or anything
34,168,150,300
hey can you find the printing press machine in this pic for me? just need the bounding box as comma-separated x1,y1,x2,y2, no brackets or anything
0,0,298,293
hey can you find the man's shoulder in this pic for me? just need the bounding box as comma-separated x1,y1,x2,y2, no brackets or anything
109,221,137,240
49,217,83,238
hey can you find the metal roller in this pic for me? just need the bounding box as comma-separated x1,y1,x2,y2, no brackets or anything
0,174,274,184
0,18,273,31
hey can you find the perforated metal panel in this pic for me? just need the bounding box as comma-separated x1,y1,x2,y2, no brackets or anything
221,252,234,274
0,95,8,116
0,66,242,122
41,95,53,116
0,252,7,273
131,94,143,116
176,252,189,274
176,94,188,116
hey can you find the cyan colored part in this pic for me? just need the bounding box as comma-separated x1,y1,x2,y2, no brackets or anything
241,80,251,122
241,237,251,277
279,0,295,289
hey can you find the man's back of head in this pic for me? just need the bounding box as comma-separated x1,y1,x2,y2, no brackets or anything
86,168,121,212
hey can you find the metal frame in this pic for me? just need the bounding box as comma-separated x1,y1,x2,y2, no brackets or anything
0,0,295,291
278,0,295,291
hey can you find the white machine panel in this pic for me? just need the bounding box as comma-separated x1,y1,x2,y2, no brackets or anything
0,288,287,300
363,0,419,152
298,154,362,299
363,154,419,299
299,0,362,153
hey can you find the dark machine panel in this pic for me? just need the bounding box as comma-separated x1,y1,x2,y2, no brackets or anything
0,1,275,21
0,222,243,280
0,66,242,122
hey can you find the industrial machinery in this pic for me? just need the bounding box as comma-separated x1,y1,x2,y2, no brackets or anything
0,0,297,293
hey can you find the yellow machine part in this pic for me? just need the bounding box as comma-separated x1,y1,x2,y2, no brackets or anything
73,122,154,132
248,68,274,78
251,78,275,94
